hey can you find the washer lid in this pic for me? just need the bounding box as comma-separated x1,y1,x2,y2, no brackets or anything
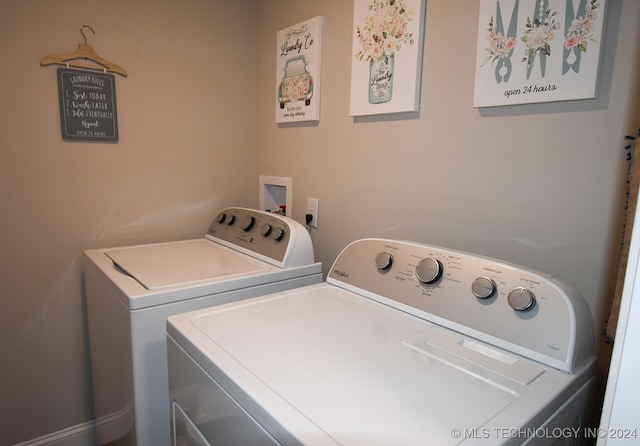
171,287,564,445
105,239,272,290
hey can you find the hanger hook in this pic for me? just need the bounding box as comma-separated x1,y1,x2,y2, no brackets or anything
80,25,95,45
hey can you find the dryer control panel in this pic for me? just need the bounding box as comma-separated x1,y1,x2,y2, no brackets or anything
327,238,595,373
206,207,314,268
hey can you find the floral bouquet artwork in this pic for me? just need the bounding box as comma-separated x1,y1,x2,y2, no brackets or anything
355,0,416,104
521,2,559,79
480,2,519,83
473,0,606,107
563,0,601,74
349,0,425,115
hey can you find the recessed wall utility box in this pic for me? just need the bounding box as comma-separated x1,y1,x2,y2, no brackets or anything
259,176,292,217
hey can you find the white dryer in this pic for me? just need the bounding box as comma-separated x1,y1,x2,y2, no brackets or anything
167,238,596,445
83,207,322,446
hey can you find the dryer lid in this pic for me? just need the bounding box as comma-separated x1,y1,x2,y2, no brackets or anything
169,287,577,446
105,239,272,290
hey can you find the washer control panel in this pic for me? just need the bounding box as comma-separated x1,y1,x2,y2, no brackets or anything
206,207,313,268
327,238,594,372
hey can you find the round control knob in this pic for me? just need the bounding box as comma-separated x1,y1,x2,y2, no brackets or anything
271,228,285,241
415,258,443,284
226,215,235,225
375,252,393,271
508,287,536,311
240,215,255,232
260,224,272,237
215,212,227,224
472,277,496,299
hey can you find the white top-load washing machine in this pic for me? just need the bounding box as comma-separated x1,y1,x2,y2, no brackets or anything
167,238,596,445
83,207,322,446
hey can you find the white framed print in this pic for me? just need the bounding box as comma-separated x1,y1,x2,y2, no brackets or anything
349,0,426,116
276,16,323,123
474,0,606,107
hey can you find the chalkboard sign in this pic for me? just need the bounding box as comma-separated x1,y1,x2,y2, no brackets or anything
57,68,118,142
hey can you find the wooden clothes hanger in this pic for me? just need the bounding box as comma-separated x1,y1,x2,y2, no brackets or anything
40,25,128,77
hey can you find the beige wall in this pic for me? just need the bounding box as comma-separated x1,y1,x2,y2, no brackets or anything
256,0,639,420
1,0,639,443
257,0,640,326
0,0,258,443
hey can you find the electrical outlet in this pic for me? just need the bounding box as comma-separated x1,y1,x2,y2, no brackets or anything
307,197,319,229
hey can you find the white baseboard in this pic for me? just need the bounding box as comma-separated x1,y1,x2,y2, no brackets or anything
12,420,96,446
13,402,135,446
